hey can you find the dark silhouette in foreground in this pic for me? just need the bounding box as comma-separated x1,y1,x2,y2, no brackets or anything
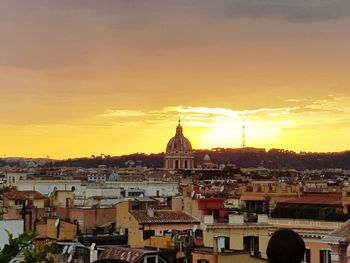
267,229,305,263
93,260,128,263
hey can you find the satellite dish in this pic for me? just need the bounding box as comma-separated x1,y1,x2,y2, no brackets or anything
68,245,74,254
62,245,68,254
139,193,144,198
68,254,73,263
192,225,198,234
219,185,224,192
55,218,60,228
90,243,96,250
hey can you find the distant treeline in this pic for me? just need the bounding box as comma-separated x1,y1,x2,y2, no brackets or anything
0,159,7,167
44,148,350,170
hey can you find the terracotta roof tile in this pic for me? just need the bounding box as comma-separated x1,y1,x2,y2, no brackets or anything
278,193,341,206
2,190,46,200
99,246,157,262
327,219,350,238
131,210,200,224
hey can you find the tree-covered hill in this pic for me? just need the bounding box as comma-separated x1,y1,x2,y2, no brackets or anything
38,148,350,170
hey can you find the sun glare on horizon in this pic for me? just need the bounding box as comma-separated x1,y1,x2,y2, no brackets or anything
185,118,285,150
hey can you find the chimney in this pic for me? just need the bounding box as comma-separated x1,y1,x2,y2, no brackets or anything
147,208,155,217
90,245,98,263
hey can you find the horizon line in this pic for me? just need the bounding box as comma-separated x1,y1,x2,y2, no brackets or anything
2,147,350,161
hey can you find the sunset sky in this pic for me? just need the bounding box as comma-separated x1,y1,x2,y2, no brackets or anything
1,1,350,158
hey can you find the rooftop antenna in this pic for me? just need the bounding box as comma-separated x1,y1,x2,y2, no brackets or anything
190,191,195,198
192,225,198,235
55,218,60,228
90,243,96,250
242,120,246,148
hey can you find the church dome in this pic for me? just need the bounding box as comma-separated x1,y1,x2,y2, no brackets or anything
203,154,211,162
166,121,192,154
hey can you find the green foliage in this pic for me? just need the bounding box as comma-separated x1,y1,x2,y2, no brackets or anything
22,244,54,263
270,205,350,222
41,148,350,170
0,231,54,263
325,212,350,222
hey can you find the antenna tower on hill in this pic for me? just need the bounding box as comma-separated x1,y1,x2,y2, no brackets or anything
242,120,246,148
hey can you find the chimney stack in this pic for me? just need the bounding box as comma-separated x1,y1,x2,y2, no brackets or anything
147,207,155,217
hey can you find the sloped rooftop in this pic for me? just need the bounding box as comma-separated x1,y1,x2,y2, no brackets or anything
322,219,350,243
278,193,342,206
328,219,350,238
131,210,200,224
99,246,161,263
3,190,46,200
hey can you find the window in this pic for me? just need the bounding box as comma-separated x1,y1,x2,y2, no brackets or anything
15,200,23,206
217,236,230,251
244,236,259,257
143,230,155,240
197,260,209,263
144,255,162,263
195,229,203,238
302,248,311,263
320,249,331,263
209,209,219,220
175,160,179,169
129,191,143,197
146,256,156,263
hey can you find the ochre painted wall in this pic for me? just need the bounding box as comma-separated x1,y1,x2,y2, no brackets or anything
204,227,269,259
116,201,144,248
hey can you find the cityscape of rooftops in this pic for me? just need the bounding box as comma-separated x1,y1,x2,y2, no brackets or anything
1,1,350,263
